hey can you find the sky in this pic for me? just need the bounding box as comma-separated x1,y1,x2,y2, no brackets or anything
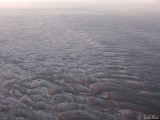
1,0,87,1
0,0,157,2
0,0,159,11
0,0,158,4
0,0,119,1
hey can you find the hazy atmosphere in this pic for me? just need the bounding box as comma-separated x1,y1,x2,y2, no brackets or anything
0,0,160,120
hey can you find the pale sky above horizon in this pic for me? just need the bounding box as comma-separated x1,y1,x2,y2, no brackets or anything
0,0,156,2
0,0,159,11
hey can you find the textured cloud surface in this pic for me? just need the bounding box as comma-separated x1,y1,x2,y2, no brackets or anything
0,0,160,119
